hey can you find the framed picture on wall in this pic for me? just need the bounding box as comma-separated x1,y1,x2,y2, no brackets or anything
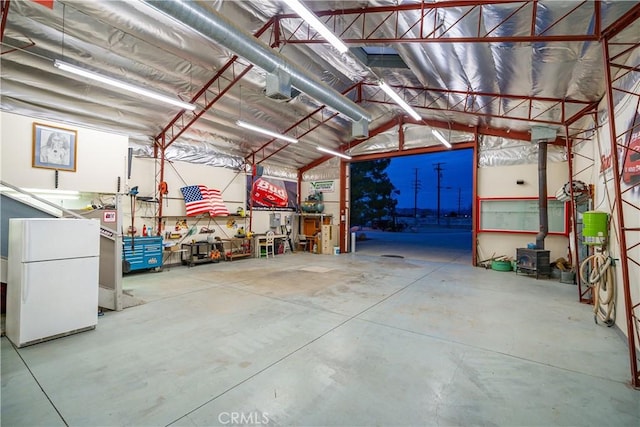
32,122,78,172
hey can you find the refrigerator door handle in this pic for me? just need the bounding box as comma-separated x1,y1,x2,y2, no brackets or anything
22,276,29,303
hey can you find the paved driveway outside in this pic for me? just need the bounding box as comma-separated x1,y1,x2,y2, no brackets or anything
351,227,472,263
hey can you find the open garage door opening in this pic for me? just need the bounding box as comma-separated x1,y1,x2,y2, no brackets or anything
349,149,473,263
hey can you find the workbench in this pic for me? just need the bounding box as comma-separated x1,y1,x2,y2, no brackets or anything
220,237,252,260
162,248,189,270
180,242,223,266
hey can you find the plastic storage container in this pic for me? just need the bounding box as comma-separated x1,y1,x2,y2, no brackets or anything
491,260,513,272
583,211,608,246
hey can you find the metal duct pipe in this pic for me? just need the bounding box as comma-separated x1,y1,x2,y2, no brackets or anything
144,0,371,124
536,140,548,249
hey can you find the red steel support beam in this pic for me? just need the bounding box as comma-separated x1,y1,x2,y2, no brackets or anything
601,2,640,40
155,56,253,149
156,133,166,236
250,110,339,164
246,83,360,164
602,36,639,389
398,116,405,152
339,160,348,254
1,0,9,43
564,129,591,304
471,126,479,266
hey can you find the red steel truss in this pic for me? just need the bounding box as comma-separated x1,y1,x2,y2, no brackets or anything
153,21,274,230
601,10,640,388
153,55,254,227
151,2,615,184
250,108,340,165
153,57,254,152
360,82,598,128
274,1,601,45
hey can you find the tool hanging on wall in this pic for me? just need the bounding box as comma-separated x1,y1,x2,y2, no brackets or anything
580,250,615,326
121,225,131,274
579,212,615,326
127,147,133,180
159,180,169,207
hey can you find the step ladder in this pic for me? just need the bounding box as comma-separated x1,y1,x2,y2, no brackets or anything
282,237,291,254
280,225,292,254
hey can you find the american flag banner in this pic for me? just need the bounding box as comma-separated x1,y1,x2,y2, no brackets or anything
180,185,230,217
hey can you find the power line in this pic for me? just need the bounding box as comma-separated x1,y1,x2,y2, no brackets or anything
412,168,421,218
433,162,445,224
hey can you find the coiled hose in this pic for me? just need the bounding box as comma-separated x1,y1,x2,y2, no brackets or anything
580,252,615,326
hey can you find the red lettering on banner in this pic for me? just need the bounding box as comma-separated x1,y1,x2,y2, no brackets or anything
31,1,54,9
600,153,612,174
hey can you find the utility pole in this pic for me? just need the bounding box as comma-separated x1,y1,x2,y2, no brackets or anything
458,187,462,216
433,162,445,225
412,168,421,219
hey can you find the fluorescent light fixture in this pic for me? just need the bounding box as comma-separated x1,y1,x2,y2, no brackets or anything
24,188,80,196
53,60,196,111
0,188,80,200
379,81,421,121
236,120,298,143
316,145,352,160
283,0,349,53
431,129,452,149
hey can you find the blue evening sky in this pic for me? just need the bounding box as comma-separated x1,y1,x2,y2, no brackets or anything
385,149,473,212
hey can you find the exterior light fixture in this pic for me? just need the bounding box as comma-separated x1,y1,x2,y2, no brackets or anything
53,60,196,111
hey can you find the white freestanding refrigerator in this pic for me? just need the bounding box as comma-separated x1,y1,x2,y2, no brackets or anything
6,218,100,347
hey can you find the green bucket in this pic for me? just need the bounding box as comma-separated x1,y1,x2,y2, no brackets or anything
491,260,513,272
583,211,608,246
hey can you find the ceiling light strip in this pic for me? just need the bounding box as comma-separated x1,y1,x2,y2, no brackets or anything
316,146,352,160
53,60,196,111
379,81,421,121
431,129,452,148
236,120,298,143
283,0,349,53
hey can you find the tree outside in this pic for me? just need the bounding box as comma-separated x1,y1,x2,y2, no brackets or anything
350,159,402,231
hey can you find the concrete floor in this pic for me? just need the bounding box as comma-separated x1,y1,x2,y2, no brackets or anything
2,232,639,426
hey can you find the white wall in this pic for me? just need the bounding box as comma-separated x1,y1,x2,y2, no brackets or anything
250,209,296,235
300,179,340,220
1,111,129,282
125,157,248,240
1,112,128,193
477,161,570,262
0,111,304,246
